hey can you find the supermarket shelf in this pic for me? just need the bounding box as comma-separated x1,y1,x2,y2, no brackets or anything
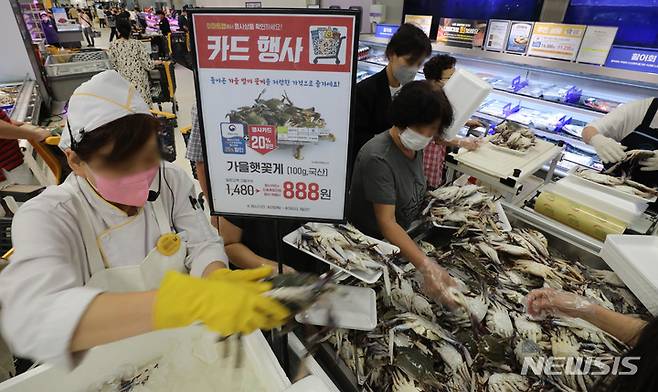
491,88,603,120
360,34,658,90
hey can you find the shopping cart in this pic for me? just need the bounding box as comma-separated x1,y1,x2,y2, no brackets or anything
310,27,346,64
168,32,194,70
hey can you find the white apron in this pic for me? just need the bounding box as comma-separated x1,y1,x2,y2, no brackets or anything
66,181,187,291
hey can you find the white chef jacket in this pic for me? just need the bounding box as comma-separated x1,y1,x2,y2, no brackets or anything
588,98,658,141
0,162,228,363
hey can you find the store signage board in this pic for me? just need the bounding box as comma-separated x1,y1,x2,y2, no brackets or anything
404,14,432,37
374,23,399,39
484,19,510,52
244,2,262,7
576,26,617,65
506,21,534,54
527,23,587,61
605,46,658,74
436,18,487,48
191,9,358,221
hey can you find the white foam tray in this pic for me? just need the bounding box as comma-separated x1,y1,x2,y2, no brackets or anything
295,285,377,331
283,223,399,284
600,235,658,316
431,200,512,233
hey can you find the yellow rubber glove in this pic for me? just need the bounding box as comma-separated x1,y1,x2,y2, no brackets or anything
209,265,274,282
154,271,290,336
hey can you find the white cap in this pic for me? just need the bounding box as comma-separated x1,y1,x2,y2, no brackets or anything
59,70,151,150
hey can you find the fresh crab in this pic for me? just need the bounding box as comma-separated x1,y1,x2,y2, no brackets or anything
512,313,543,343
552,317,627,354
486,303,515,338
550,328,581,358
587,269,625,288
486,372,531,392
513,259,567,289
391,278,436,322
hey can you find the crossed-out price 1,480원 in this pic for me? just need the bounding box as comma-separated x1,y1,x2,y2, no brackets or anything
225,181,332,200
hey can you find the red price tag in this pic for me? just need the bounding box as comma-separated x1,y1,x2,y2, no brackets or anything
248,125,277,155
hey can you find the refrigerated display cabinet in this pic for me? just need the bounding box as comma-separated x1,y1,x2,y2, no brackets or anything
357,34,658,176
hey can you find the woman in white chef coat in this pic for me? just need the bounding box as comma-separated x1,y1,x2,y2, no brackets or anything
0,71,288,365
583,97,658,187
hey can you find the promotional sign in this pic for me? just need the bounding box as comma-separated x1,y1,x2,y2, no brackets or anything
484,19,511,52
506,21,533,54
605,46,658,74
374,23,399,39
244,2,262,8
436,18,487,48
52,7,69,27
404,14,432,37
527,22,586,61
192,10,357,221
576,25,617,65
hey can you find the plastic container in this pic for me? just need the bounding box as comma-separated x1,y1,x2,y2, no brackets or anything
443,68,493,139
295,285,377,331
0,328,289,392
600,235,658,315
44,51,112,102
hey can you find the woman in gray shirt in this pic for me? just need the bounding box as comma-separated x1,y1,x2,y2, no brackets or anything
348,80,458,308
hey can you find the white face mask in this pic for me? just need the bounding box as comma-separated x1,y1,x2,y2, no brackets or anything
399,127,432,151
393,64,419,86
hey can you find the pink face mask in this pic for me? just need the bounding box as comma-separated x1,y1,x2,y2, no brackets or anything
88,165,159,207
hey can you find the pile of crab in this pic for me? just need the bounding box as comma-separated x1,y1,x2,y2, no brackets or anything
295,223,389,275
490,121,537,152
323,227,649,392
423,184,505,235
574,150,658,200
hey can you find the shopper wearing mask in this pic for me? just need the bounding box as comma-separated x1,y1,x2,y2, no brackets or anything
422,54,484,188
525,288,655,392
0,71,289,365
583,97,658,187
349,80,459,309
351,23,432,165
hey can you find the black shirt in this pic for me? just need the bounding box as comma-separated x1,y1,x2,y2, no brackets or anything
159,17,171,35
348,131,426,238
178,14,188,32
224,216,327,274
351,67,393,166
117,10,130,22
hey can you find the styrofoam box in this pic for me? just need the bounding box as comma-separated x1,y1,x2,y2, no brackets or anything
600,235,658,315
295,285,377,331
0,328,290,392
443,68,493,139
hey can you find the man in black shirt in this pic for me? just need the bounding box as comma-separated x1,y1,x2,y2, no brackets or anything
158,10,171,35
351,23,432,166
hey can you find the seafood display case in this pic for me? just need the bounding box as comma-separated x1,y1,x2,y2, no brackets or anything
302,199,648,392
44,50,112,103
357,34,658,178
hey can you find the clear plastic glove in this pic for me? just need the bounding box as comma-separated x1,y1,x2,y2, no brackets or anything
457,137,482,151
418,258,459,310
524,288,595,320
154,271,289,336
589,134,627,164
640,150,658,172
